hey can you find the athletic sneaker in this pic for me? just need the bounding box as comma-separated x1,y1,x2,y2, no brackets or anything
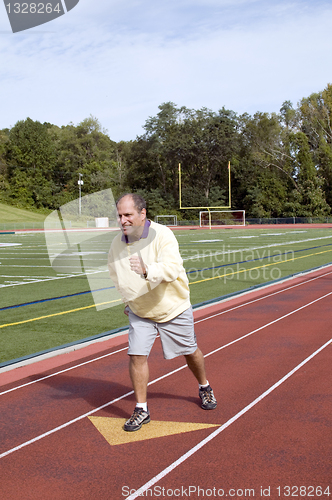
199,385,217,410
124,407,151,432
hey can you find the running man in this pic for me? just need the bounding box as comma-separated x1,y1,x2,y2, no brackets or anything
108,193,217,432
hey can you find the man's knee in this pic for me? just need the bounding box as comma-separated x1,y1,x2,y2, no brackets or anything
129,354,148,367
185,347,200,361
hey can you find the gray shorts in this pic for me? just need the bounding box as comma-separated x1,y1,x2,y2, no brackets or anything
127,306,197,360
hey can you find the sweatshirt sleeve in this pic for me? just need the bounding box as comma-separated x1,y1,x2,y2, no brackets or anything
146,226,184,285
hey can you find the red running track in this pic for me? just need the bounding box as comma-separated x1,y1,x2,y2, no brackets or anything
0,267,331,500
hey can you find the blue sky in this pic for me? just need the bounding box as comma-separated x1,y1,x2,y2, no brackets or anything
0,0,331,141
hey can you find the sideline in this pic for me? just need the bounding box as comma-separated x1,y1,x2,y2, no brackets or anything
0,345,128,397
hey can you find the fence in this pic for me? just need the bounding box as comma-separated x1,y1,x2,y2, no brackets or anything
1,216,332,231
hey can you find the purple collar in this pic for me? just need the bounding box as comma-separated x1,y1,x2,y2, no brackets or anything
121,219,151,243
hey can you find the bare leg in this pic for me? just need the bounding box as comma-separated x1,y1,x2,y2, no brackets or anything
129,355,149,403
184,348,208,386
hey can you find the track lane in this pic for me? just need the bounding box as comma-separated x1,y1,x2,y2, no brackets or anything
145,344,331,500
1,270,331,447
0,268,331,499
1,284,331,457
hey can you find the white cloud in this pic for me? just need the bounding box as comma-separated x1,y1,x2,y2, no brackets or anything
0,0,331,140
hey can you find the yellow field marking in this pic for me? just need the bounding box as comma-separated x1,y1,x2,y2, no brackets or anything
88,416,219,446
0,299,121,329
189,248,332,286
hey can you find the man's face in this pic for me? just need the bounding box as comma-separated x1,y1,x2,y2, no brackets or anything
117,196,146,240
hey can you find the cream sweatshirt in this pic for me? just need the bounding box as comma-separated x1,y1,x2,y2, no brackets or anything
107,220,191,322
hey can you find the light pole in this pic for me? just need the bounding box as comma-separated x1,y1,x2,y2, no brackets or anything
78,173,83,215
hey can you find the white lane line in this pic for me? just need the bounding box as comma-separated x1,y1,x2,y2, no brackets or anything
0,346,128,397
0,290,331,460
0,388,133,460
126,338,332,500
195,269,332,325
201,291,332,360
0,361,188,460
1,269,332,396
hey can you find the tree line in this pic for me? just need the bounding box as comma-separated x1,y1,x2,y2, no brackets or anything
0,83,331,220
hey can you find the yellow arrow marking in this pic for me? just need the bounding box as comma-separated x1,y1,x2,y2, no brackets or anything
88,416,219,446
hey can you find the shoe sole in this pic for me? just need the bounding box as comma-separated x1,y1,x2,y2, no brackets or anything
124,416,151,432
201,403,217,410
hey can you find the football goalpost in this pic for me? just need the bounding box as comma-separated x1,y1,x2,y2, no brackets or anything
179,161,241,228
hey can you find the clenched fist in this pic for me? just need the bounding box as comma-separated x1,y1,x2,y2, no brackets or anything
129,255,146,276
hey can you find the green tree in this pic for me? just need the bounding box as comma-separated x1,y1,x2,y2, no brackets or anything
288,132,330,216
0,129,10,202
178,107,238,202
299,84,332,207
5,118,56,208
237,112,293,217
237,108,330,218
52,116,119,207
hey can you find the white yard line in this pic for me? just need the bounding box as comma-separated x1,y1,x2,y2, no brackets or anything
0,269,106,288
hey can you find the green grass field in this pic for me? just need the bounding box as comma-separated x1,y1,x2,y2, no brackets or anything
0,202,50,230
1,225,332,365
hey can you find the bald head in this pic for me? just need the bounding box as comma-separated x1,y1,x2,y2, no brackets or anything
116,194,146,240
116,193,146,213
